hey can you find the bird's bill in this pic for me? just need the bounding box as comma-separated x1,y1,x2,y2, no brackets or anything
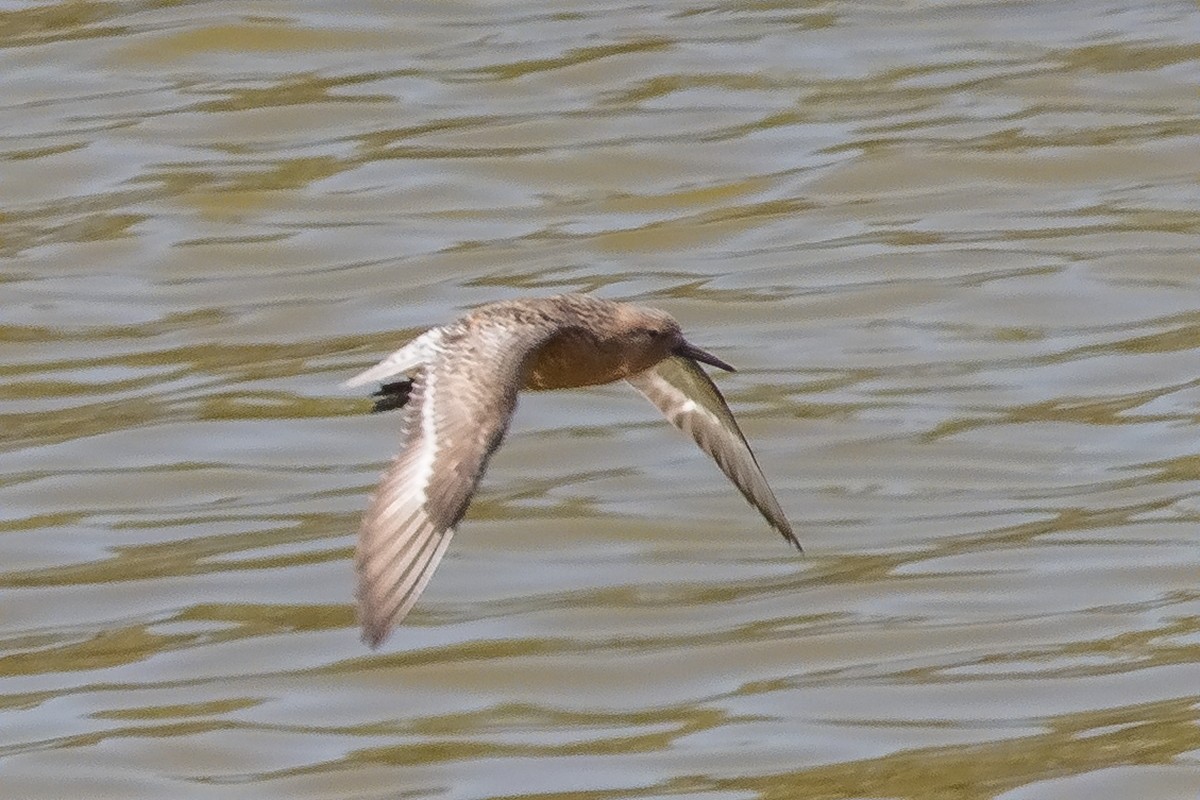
674,341,736,372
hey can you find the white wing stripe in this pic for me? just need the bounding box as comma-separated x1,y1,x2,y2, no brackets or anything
344,328,444,388
410,364,440,506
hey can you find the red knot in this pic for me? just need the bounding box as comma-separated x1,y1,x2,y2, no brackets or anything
346,293,798,647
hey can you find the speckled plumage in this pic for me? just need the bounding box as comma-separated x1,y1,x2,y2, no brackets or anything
346,294,797,648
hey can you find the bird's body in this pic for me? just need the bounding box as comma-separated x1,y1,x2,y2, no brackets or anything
347,293,797,648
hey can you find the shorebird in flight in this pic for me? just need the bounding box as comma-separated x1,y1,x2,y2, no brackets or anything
346,293,797,647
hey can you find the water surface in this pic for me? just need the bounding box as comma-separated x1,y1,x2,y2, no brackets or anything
3,1,1200,798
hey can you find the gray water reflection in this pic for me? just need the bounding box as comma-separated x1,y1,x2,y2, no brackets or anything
3,0,1200,798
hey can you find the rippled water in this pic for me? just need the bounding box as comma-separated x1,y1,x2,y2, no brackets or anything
4,1,1200,798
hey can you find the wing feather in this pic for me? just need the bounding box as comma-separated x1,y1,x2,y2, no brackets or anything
355,323,547,647
627,356,799,549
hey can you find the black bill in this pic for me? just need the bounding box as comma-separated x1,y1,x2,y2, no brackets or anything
674,340,736,372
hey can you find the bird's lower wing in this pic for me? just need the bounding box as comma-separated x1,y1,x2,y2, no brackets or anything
626,356,799,549
356,327,535,647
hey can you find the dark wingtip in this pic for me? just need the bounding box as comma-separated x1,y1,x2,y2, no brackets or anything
370,379,414,413
777,522,803,552
360,616,387,649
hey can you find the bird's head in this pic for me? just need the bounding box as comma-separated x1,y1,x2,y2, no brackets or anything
622,307,736,372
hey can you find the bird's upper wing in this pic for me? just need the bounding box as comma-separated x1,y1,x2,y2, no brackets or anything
344,328,445,389
626,355,799,549
355,322,550,648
